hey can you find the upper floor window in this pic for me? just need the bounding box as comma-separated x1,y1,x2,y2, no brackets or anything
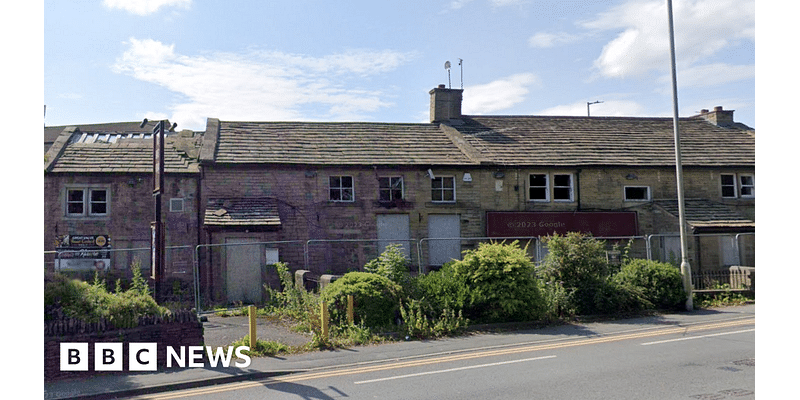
529,173,549,201
378,177,404,202
529,173,574,202
66,187,108,217
552,174,573,202
721,174,754,199
329,176,354,202
624,186,651,201
431,176,456,203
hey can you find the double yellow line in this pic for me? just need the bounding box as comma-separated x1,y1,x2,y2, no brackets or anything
140,317,754,399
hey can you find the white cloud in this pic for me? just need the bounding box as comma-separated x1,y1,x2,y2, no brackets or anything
583,0,755,79
538,100,648,118
660,63,755,89
112,38,415,129
103,0,191,16
462,73,539,114
528,32,581,48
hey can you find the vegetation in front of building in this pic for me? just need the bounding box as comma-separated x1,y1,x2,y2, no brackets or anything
44,259,170,328
227,233,747,356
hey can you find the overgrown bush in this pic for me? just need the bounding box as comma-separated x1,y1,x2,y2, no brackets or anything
446,241,543,323
44,262,169,326
364,244,412,290
540,233,616,315
320,272,401,329
612,259,686,310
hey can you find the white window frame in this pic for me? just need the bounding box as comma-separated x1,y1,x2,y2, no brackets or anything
329,175,355,202
739,174,755,198
624,186,651,202
169,198,185,212
378,176,404,202
528,173,549,202
721,173,754,199
66,186,109,217
552,173,574,202
721,174,738,198
431,176,456,203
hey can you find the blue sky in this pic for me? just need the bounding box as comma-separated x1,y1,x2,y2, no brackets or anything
43,0,755,131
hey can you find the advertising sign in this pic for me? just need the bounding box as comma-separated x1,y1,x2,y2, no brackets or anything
486,212,638,238
55,235,112,271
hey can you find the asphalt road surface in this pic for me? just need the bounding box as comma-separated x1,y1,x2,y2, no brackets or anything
130,310,755,400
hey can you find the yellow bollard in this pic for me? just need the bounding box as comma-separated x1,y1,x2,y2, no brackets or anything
248,305,256,349
347,295,354,325
321,301,329,339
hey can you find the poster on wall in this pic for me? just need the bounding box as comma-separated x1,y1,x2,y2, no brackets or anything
54,235,112,271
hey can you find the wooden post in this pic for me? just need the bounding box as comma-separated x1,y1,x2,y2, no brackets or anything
248,305,256,349
347,295,354,325
321,301,329,339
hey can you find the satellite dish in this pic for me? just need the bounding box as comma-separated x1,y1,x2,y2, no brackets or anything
444,61,451,70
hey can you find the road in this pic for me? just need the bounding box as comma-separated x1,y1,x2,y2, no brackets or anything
130,309,755,400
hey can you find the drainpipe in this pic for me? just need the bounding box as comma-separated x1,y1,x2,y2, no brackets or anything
575,169,582,211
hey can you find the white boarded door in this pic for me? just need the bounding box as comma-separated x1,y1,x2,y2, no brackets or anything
225,238,262,303
428,214,461,266
377,214,411,258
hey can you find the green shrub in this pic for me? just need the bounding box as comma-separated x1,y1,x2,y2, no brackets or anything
399,298,467,339
364,244,412,289
448,241,544,323
612,259,686,310
412,260,469,316
320,272,401,329
44,265,169,327
540,233,615,315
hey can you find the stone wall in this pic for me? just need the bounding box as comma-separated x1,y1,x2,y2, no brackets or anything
44,310,203,381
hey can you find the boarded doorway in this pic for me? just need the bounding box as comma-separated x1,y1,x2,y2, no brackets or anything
225,238,262,303
377,214,411,258
428,214,461,266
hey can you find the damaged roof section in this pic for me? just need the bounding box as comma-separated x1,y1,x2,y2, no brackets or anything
44,121,202,174
204,198,281,227
654,199,755,233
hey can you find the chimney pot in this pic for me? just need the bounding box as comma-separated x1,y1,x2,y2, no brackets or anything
438,84,446,89
714,106,723,112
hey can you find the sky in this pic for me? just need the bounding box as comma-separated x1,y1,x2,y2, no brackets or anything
42,0,756,132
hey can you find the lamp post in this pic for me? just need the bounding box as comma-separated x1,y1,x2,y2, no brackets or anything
666,0,693,311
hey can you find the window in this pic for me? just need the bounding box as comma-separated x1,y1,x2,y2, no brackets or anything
739,175,755,198
624,186,651,201
431,176,455,203
721,174,754,199
552,174,573,202
66,187,108,216
329,176,354,202
379,177,404,202
529,174,549,201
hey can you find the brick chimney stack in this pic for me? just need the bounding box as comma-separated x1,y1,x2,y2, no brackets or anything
698,106,735,127
429,84,463,123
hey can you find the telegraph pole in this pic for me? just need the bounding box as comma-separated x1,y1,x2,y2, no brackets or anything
666,0,693,311
143,118,175,302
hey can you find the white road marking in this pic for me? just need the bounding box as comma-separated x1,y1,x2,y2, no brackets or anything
640,329,755,346
354,355,556,385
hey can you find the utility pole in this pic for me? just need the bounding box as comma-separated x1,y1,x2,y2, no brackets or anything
666,0,693,311
143,118,176,302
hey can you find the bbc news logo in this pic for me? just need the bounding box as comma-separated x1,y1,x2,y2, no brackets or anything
60,343,251,371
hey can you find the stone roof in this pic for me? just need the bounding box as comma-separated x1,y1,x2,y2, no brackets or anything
204,120,478,165
44,122,202,174
450,116,755,167
201,115,754,168
204,198,281,227
653,199,754,232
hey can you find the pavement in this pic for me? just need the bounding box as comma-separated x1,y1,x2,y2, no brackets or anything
43,304,755,400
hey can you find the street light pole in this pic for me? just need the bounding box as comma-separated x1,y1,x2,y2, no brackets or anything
666,0,693,311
